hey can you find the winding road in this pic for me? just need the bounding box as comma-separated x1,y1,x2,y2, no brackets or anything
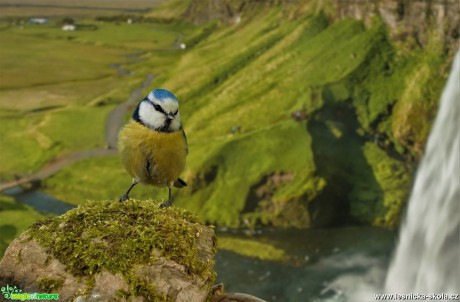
0,73,154,194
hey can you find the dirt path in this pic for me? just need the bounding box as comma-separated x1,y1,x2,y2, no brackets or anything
106,74,154,149
0,73,153,193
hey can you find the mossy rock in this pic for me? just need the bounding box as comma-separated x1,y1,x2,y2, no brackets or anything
0,200,217,302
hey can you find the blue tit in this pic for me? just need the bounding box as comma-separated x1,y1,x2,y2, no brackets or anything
118,88,188,208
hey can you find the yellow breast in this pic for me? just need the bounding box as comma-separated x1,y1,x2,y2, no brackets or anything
118,120,187,186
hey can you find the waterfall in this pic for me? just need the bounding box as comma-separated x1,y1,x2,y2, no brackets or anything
385,50,460,294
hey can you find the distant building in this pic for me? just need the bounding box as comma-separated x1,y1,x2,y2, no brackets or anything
29,18,48,25
62,24,76,31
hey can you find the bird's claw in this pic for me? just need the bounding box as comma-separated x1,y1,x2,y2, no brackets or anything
119,194,129,203
160,200,172,208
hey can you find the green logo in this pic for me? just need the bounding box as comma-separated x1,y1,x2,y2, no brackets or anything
1,284,59,301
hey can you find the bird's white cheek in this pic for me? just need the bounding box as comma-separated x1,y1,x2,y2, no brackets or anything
170,119,181,131
139,106,165,128
170,113,182,131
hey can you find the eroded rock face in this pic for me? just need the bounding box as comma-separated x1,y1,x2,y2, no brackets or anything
0,233,81,300
0,200,217,302
0,231,214,302
210,284,267,302
336,0,460,51
185,0,459,51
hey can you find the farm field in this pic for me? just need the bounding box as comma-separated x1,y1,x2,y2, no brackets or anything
0,1,190,253
0,0,164,17
0,9,193,175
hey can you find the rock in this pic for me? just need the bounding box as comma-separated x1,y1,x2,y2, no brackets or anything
0,200,216,302
184,0,459,52
335,0,460,52
184,0,245,25
210,284,267,302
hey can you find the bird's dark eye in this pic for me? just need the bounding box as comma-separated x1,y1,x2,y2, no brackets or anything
153,104,163,113
174,109,179,116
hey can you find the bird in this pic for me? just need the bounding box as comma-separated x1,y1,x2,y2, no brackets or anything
118,88,188,208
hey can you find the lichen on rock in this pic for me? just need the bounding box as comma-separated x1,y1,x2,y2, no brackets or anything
0,200,217,302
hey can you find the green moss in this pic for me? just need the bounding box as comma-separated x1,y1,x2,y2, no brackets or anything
37,277,64,293
28,200,216,301
42,156,164,206
125,275,168,302
391,53,446,156
360,143,411,227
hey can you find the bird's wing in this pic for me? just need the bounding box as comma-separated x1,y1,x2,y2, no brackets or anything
145,157,155,179
174,178,187,188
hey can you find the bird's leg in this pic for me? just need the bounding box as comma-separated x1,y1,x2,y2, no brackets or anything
119,178,139,202
160,183,173,208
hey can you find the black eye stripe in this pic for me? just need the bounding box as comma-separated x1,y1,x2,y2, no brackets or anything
152,103,166,114
174,109,179,115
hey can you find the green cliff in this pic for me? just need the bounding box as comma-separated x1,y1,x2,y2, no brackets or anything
158,0,455,228
3,0,455,230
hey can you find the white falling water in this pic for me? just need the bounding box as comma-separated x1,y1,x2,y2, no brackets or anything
385,50,460,294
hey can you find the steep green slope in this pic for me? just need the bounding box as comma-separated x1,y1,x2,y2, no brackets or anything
163,2,448,228
159,9,410,227
39,1,449,229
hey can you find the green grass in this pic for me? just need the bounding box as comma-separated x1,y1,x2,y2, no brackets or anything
39,105,112,149
361,142,411,227
42,156,168,206
0,31,122,89
0,82,141,176
177,121,319,226
7,22,182,50
0,195,46,260
0,0,449,232
218,236,286,261
0,20,159,176
146,0,191,21
39,9,422,228
0,111,56,174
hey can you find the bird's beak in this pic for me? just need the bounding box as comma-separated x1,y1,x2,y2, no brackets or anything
167,112,175,120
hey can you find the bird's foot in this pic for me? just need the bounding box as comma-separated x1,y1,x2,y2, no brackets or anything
160,200,172,208
119,194,129,203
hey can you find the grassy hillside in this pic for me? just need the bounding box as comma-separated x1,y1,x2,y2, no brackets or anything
0,0,451,231
0,195,46,257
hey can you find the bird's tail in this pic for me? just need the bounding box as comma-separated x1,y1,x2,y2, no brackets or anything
174,178,187,188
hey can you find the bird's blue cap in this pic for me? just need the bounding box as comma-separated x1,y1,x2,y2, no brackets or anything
148,88,178,103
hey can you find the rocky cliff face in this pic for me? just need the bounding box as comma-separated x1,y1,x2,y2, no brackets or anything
186,0,459,52
336,0,459,52
184,0,245,24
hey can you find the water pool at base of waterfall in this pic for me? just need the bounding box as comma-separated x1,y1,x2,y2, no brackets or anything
215,227,396,301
